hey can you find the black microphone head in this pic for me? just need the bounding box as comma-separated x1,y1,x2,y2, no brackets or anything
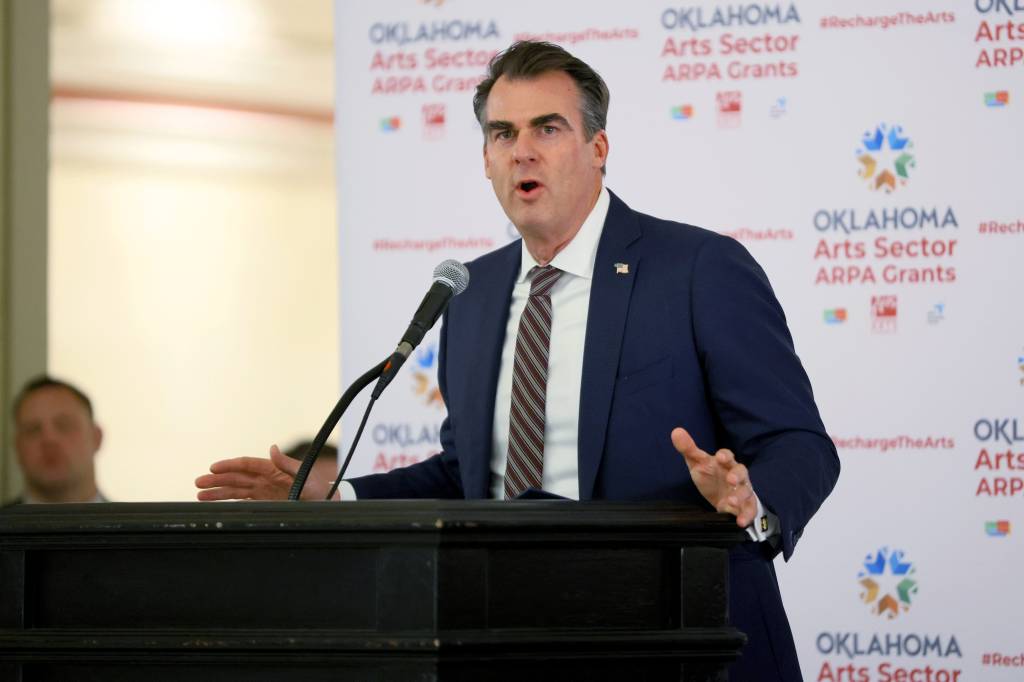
433,259,470,296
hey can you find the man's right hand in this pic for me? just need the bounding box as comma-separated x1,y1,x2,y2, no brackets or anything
195,445,338,501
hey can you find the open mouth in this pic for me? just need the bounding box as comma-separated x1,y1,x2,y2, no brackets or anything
517,180,542,196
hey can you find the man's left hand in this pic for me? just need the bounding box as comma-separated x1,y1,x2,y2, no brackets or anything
671,427,757,528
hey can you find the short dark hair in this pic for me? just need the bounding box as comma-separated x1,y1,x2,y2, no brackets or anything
283,441,339,463
13,375,94,420
473,40,610,144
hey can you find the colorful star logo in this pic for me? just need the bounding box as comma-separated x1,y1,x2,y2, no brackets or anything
858,547,918,619
411,342,443,409
856,124,915,193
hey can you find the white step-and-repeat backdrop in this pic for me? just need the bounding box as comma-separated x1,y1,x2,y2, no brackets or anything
334,2,1023,679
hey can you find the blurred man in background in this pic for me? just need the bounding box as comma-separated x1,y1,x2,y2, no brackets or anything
7,376,106,505
284,440,339,494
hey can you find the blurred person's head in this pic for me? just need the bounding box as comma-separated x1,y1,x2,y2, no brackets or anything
13,376,103,503
284,440,339,485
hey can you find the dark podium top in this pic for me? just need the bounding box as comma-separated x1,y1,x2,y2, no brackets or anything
0,501,746,682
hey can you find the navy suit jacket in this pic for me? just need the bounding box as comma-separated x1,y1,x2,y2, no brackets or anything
351,190,839,681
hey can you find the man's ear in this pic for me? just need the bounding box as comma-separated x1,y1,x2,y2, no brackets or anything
591,130,609,169
92,424,104,452
483,141,492,180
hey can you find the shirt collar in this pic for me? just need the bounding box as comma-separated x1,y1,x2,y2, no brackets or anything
517,186,610,283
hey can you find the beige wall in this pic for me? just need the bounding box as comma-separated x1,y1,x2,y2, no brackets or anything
48,105,339,502
1,0,340,504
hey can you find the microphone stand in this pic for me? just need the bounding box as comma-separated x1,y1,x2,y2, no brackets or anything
287,358,389,501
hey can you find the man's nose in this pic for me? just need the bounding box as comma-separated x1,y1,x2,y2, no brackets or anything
38,423,63,444
511,136,537,164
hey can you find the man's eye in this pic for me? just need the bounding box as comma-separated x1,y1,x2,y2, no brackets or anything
55,417,79,434
21,425,41,437
542,125,558,134
495,130,512,140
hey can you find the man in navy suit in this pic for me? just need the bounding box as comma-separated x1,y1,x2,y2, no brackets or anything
198,41,839,681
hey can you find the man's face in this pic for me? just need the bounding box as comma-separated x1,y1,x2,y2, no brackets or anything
14,387,101,497
483,71,608,242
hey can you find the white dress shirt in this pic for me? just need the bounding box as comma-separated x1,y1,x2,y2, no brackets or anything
489,187,610,500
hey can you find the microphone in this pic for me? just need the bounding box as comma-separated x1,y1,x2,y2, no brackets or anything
371,259,470,399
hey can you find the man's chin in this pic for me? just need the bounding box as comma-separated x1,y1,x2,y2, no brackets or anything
29,473,74,492
508,218,546,241
506,206,551,235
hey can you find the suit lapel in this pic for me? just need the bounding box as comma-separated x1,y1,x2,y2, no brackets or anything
578,191,642,500
462,242,520,499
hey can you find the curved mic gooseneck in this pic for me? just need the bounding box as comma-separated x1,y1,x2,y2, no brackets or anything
287,358,387,501
288,259,469,501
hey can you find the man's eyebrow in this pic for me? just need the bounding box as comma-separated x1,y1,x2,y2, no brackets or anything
484,114,574,133
529,113,573,130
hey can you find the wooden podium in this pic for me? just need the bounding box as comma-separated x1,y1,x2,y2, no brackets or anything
0,501,746,681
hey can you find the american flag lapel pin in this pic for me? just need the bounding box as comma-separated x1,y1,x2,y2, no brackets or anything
614,262,629,275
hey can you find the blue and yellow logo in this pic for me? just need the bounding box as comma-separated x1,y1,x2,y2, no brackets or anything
411,342,443,409
858,547,918,619
856,124,914,193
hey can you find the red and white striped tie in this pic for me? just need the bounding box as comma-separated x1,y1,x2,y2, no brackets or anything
504,265,563,499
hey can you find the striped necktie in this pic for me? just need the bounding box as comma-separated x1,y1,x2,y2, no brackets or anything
504,265,563,499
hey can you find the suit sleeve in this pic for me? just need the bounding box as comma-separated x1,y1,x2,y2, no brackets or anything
347,311,465,500
690,234,840,560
